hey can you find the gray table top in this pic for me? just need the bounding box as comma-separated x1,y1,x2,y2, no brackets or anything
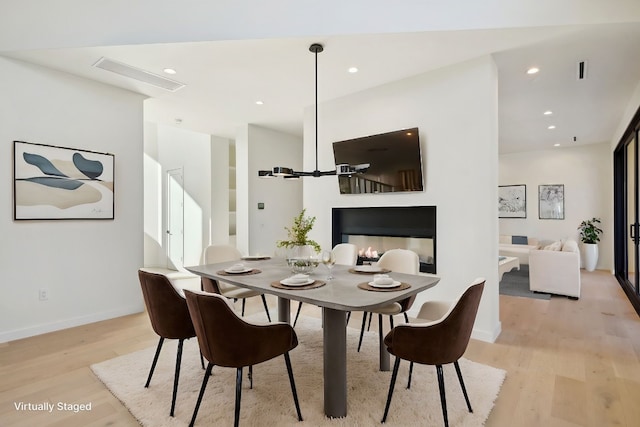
186,258,441,312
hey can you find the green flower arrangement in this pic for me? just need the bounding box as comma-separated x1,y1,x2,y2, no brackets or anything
277,209,321,253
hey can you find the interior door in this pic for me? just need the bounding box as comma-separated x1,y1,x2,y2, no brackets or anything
626,135,638,291
167,168,184,269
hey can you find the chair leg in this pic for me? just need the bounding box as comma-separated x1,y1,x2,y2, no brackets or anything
145,337,164,387
346,311,351,325
241,299,246,317
404,312,409,323
189,363,214,427
284,352,303,421
248,365,253,389
381,356,401,423
170,338,185,417
367,311,373,331
454,361,473,413
234,367,243,427
261,295,272,322
407,361,414,389
199,350,205,370
293,301,303,327
389,315,394,330
357,312,367,352
436,365,449,427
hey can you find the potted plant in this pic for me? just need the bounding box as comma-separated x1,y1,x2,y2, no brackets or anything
277,209,321,273
578,217,603,272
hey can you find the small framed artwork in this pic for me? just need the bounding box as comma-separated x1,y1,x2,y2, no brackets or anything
538,184,564,219
13,141,115,220
498,184,526,218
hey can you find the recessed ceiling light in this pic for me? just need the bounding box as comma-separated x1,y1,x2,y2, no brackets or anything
163,68,177,75
348,67,358,73
543,111,553,115
255,100,264,105
527,67,540,74
548,125,556,130
554,143,560,147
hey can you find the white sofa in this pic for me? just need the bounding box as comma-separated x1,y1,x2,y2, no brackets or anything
528,239,581,299
499,235,540,265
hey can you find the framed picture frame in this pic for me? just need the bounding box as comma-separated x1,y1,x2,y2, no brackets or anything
498,184,526,218
13,141,115,220
538,184,564,219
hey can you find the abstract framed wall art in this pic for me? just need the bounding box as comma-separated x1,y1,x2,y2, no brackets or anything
13,141,115,220
538,184,564,220
498,184,526,218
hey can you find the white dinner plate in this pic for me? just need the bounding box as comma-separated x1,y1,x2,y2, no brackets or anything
224,268,253,274
368,280,401,289
241,255,271,260
354,265,386,273
280,278,315,287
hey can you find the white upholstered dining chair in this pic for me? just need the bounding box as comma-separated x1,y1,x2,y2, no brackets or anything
201,245,271,321
357,248,419,351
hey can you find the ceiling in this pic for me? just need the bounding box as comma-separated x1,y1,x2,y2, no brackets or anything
4,22,640,154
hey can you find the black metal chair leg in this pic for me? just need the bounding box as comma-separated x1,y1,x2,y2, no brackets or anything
404,312,409,323
189,363,213,427
241,299,246,317
234,367,243,427
407,361,414,389
436,365,449,427
367,311,373,331
248,365,253,389
381,356,401,423
170,338,184,417
284,352,303,421
261,295,271,322
357,312,367,352
145,337,164,387
389,315,394,330
454,361,473,413
293,302,303,327
346,311,351,325
200,350,205,370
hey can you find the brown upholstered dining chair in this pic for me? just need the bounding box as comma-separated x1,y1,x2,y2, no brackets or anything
184,289,303,427
357,248,419,352
201,245,271,321
138,269,202,417
381,278,485,427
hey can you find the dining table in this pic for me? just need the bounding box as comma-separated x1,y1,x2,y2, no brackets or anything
186,257,440,419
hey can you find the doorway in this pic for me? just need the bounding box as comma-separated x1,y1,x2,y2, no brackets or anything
614,107,640,313
167,168,184,269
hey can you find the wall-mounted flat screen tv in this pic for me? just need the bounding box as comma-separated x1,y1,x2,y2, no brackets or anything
332,127,424,194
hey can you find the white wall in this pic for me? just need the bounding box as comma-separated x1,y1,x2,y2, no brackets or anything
499,143,613,270
0,57,145,342
304,56,501,342
236,124,303,256
144,123,223,269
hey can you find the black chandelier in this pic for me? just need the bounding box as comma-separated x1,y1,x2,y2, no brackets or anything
258,43,368,179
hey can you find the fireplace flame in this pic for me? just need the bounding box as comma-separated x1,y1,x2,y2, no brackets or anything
359,246,379,258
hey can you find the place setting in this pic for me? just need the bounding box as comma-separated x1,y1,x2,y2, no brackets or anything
271,273,326,290
348,264,391,274
357,273,411,292
216,263,261,276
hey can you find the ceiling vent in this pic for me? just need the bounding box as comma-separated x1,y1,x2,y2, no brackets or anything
92,57,186,91
577,60,588,80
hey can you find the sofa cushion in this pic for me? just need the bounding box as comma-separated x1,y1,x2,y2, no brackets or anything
544,241,562,251
562,239,579,253
512,235,529,245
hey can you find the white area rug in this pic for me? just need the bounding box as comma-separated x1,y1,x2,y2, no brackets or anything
91,314,505,426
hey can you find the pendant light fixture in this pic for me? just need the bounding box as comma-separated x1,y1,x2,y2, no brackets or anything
259,43,367,178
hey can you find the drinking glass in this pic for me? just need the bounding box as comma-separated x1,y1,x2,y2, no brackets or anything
321,250,336,280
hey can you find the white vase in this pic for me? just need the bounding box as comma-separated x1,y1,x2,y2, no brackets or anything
286,245,319,274
583,243,598,272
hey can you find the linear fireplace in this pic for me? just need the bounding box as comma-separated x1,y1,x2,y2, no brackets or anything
331,206,436,273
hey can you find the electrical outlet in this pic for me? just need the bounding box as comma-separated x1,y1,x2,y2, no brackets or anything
39,288,49,301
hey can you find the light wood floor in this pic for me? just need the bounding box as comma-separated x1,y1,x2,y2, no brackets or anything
1,270,639,426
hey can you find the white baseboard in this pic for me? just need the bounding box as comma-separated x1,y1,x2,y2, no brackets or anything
0,304,144,343
471,321,502,343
